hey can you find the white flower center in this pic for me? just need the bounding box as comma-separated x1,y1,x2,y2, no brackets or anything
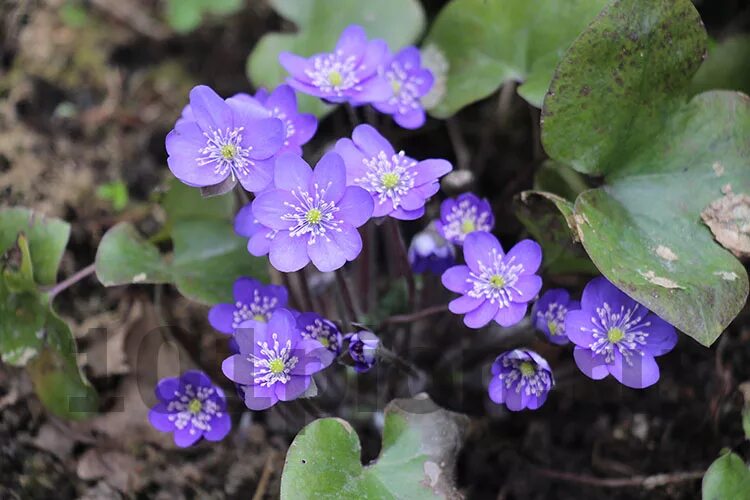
249,332,299,387
196,127,253,178
441,198,493,242
537,302,568,337
384,61,424,113
166,383,222,434
466,247,524,308
306,52,361,95
499,356,551,397
232,289,279,329
281,182,342,244
356,150,417,209
584,302,651,365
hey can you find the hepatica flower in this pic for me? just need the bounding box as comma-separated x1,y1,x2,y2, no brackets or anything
373,46,434,129
279,25,390,105
346,331,379,373
488,350,554,411
148,370,231,447
442,232,542,328
234,202,277,257
297,312,342,355
166,85,285,192
335,124,452,220
222,309,334,410
532,289,580,346
408,225,456,275
251,85,317,154
566,277,678,389
252,152,374,272
208,277,288,334
436,193,494,245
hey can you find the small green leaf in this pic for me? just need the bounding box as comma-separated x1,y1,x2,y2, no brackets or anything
692,35,750,96
96,180,129,212
0,280,47,366
59,0,89,28
161,178,235,225
247,0,425,117
422,0,607,117
540,0,750,345
702,451,750,500
95,223,172,286
165,0,241,33
281,394,468,499
0,208,70,285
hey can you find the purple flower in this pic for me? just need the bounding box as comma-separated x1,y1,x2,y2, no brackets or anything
346,331,379,373
442,232,542,329
235,202,277,256
222,309,334,410
566,277,678,389
166,85,285,192
334,124,452,220
435,193,494,245
531,289,580,346
297,312,342,355
250,85,317,155
408,225,456,275
208,277,288,334
279,25,390,105
373,46,434,129
488,350,554,411
252,152,374,272
148,370,231,447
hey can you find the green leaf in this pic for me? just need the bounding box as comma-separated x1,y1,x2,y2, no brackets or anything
161,178,235,225
0,207,70,285
539,0,750,346
95,223,172,286
422,0,607,117
0,280,48,366
692,35,750,97
280,394,468,499
96,180,129,212
702,451,750,500
3,234,37,294
165,0,241,33
247,0,426,116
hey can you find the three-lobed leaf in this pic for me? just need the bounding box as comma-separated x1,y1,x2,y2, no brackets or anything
423,0,608,117
539,0,750,346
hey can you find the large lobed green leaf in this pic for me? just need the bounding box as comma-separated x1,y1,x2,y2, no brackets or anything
281,394,468,499
539,0,750,346
247,0,426,117
422,0,608,117
702,451,750,500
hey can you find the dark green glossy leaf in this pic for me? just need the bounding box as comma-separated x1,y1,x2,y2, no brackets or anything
247,0,425,116
95,222,172,286
281,394,468,499
702,451,750,500
423,0,607,117
540,0,750,345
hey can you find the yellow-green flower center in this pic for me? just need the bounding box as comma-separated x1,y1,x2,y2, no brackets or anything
390,79,402,95
461,219,476,234
519,362,535,377
253,314,266,322
489,275,505,288
188,398,202,414
381,172,400,189
548,321,558,336
269,358,285,374
306,208,322,224
607,327,625,343
221,144,237,159
328,70,343,87
318,336,330,348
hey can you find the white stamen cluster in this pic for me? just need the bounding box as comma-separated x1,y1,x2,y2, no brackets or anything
231,289,280,328
248,332,299,387
466,248,524,308
301,318,338,353
281,182,343,244
585,302,651,365
440,198,493,243
166,383,222,434
537,302,568,337
196,127,253,178
384,61,425,113
305,52,361,96
498,356,552,397
356,150,417,209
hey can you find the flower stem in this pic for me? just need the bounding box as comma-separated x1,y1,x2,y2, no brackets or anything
345,104,360,130
335,269,359,327
47,263,97,299
297,268,316,312
380,304,449,329
386,218,416,311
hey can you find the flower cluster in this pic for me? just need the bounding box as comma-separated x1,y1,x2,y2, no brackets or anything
488,350,553,411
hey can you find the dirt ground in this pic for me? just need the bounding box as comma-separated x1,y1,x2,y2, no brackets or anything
1,0,750,498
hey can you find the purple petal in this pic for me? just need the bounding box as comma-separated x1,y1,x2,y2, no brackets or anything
357,39,389,77
487,376,506,404
264,283,289,307
208,303,235,334
203,413,231,442
266,308,299,345
335,25,368,59
252,190,298,230
394,46,420,67
238,157,275,192
274,152,313,191
233,325,262,354
581,276,637,313
233,277,261,304
413,159,452,187
463,232,504,274
573,347,609,380
394,107,426,129
155,377,180,401
290,113,317,147
226,94,270,123
504,387,527,411
243,384,278,410
338,187,374,227
526,392,548,410
373,197,395,217
398,190,425,211
608,351,660,389
248,231,273,256
275,375,311,402
510,275,542,304
329,223,363,261
415,69,435,95
173,427,202,447
269,231,310,272
564,309,596,347
148,403,175,432
266,84,297,115
506,239,543,275
308,234,347,272
234,202,260,237
441,265,471,293
222,354,254,385
334,138,369,183
166,127,226,187
352,124,395,157
391,206,425,220
464,300,498,328
372,99,397,114
279,52,312,82
312,152,347,202
350,75,392,105
449,295,483,314
242,118,284,159
494,302,528,327
182,370,213,388
641,314,678,356
290,339,335,375
189,85,231,130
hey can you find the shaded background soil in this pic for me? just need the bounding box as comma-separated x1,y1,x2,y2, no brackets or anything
1,0,750,498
